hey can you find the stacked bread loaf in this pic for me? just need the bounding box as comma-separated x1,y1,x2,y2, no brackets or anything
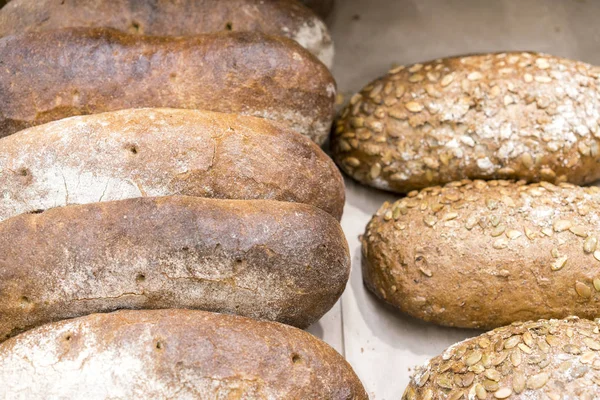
0,1,368,398
333,51,600,398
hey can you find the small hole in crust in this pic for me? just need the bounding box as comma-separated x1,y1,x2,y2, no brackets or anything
291,353,302,364
65,334,72,341
17,168,29,177
225,22,233,31
130,21,141,33
28,209,45,214
136,273,146,283
128,145,138,155
156,341,164,350
181,246,190,252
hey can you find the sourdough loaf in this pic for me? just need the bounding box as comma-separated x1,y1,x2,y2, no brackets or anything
0,0,334,67
0,108,345,222
0,196,350,339
0,309,368,399
403,317,600,400
0,28,336,143
363,179,600,329
333,52,600,192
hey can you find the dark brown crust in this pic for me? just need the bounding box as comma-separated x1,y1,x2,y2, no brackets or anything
0,196,350,339
332,52,600,192
0,0,334,66
0,309,368,399
0,28,336,143
300,0,335,19
362,179,600,329
403,317,600,400
0,108,345,222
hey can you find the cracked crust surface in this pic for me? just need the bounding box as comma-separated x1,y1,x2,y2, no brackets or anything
403,317,600,400
362,179,600,329
0,309,368,399
0,0,334,68
0,108,345,222
0,28,336,143
333,52,600,192
0,196,350,340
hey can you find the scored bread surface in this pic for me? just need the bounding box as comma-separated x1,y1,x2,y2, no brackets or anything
0,108,345,222
333,52,600,192
0,0,334,67
363,179,600,329
0,28,336,143
0,309,368,399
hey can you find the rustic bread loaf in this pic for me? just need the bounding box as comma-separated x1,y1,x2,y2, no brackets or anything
0,0,334,67
362,179,600,329
403,317,600,400
332,52,600,192
0,28,336,143
0,108,344,222
0,309,368,399
0,196,350,340
301,0,335,19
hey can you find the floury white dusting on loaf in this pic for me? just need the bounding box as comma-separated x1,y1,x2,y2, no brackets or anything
0,108,345,222
332,52,600,192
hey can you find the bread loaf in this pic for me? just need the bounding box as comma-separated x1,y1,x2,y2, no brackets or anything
0,0,334,67
0,108,344,222
0,196,350,339
0,309,368,399
362,179,600,329
403,317,600,400
0,28,336,143
333,52,600,192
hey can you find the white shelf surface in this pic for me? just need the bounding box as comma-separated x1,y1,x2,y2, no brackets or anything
308,1,600,398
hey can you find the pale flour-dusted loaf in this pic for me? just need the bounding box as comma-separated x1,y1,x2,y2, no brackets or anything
0,28,336,143
332,52,600,192
0,108,345,222
0,196,350,340
0,309,369,399
403,317,600,400
0,0,334,67
363,179,600,329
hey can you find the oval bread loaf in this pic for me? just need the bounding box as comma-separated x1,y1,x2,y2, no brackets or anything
0,108,345,222
0,196,350,339
0,28,336,143
0,309,368,399
403,317,600,400
333,52,600,192
0,0,334,67
362,179,600,329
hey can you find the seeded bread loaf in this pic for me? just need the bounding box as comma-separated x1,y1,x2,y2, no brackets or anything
0,28,336,143
0,309,368,399
0,108,344,222
0,0,334,67
332,52,600,192
363,179,600,329
403,317,600,400
0,196,350,340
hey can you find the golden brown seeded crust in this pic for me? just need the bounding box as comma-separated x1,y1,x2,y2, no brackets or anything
0,108,345,222
403,317,600,400
0,196,350,339
362,179,600,329
332,52,600,192
0,0,334,67
0,28,336,143
0,309,368,399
